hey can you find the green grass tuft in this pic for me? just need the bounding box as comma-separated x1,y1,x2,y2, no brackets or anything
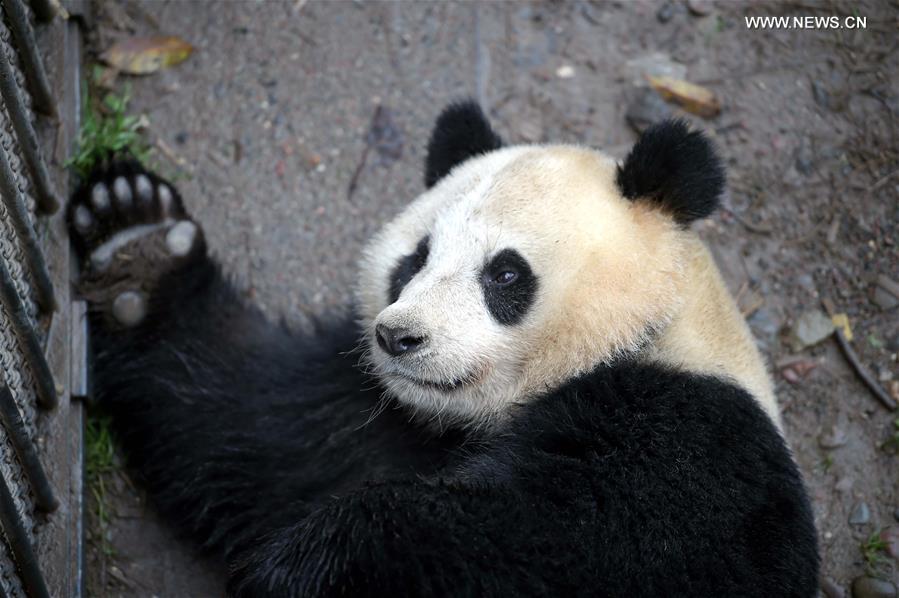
861,529,891,576
85,413,117,556
882,417,899,453
66,67,152,179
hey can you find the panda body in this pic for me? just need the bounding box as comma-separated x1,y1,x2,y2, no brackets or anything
68,103,817,596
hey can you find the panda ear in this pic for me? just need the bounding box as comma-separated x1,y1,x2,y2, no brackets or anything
615,119,725,226
424,100,503,188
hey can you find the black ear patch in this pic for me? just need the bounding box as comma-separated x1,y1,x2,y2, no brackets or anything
616,120,725,226
424,101,503,188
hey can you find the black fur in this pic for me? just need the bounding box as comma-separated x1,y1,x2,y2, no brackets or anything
424,100,503,188
227,362,819,597
616,119,725,226
480,248,538,325
388,235,429,304
74,158,818,596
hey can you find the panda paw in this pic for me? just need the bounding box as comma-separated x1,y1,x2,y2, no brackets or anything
67,160,206,328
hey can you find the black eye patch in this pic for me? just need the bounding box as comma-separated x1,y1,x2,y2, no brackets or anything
388,236,430,304
480,248,538,325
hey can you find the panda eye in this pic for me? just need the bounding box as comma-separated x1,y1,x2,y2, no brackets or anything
492,270,518,285
480,248,538,326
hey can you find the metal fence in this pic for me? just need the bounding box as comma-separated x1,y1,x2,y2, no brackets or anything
0,0,73,596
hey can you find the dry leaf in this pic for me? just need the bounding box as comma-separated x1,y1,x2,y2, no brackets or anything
647,75,721,118
101,36,194,75
831,313,853,341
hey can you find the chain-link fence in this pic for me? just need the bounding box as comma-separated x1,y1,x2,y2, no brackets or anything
0,0,82,596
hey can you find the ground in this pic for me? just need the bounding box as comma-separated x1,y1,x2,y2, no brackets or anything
81,1,897,596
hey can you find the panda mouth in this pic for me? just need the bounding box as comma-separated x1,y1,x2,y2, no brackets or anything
387,362,490,393
394,373,470,393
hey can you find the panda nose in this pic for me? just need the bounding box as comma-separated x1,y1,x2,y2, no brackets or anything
376,324,427,356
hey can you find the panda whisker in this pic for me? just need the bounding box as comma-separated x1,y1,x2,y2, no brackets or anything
356,393,392,430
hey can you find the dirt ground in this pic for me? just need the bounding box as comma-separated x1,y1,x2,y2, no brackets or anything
81,1,897,596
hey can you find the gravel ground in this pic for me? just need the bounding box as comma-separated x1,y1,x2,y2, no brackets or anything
84,1,898,596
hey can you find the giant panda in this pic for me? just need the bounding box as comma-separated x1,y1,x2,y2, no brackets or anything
67,101,819,597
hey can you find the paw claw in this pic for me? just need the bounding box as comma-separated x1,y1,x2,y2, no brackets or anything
90,183,111,214
73,205,95,235
112,176,133,211
157,183,174,216
135,174,153,204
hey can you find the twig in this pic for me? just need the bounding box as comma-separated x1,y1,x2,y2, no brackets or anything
730,210,774,235
822,297,897,411
347,145,370,201
868,169,898,193
155,138,194,174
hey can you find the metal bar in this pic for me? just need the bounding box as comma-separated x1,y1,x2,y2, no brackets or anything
26,0,53,23
0,382,56,511
0,470,50,598
0,257,55,410
0,41,57,214
70,300,88,401
0,138,54,312
3,0,56,117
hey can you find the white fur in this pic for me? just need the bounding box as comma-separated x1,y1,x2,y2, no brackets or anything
356,144,780,431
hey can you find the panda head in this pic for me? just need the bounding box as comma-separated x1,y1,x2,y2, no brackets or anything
357,101,725,429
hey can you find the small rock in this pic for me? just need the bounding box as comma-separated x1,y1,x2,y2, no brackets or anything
797,273,817,295
795,141,814,175
625,88,673,133
886,333,899,353
789,309,834,352
821,576,845,598
782,359,817,384
812,81,831,109
556,65,575,79
781,367,801,384
518,120,543,143
878,367,894,383
872,275,899,310
738,290,765,317
834,477,854,493
686,0,713,16
849,501,871,525
873,287,899,310
749,307,781,340
851,576,896,598
819,425,848,449
624,52,687,87
656,2,675,23
880,527,899,560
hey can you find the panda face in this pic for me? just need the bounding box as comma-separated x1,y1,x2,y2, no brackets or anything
357,145,690,429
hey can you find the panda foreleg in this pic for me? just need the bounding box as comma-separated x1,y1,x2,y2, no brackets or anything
225,475,591,598
67,161,390,556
